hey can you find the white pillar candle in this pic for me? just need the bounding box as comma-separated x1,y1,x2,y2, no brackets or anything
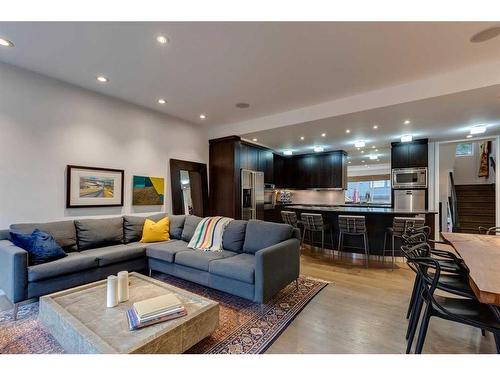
106,275,119,308
117,271,129,303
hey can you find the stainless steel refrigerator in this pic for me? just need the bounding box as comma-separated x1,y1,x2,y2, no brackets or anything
241,169,264,220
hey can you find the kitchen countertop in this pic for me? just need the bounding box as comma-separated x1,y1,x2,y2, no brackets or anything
283,204,437,215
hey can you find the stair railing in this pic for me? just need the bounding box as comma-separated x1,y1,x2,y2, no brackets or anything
448,171,460,232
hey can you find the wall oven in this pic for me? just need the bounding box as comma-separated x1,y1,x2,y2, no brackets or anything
392,167,428,189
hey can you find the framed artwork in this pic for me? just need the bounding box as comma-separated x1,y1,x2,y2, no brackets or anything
132,176,165,205
66,165,124,208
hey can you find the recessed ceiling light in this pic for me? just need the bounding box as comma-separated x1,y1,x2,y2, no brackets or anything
283,150,293,156
236,102,250,109
466,135,473,139
373,125,378,129
156,35,169,44
404,120,411,125
313,146,324,153
401,134,413,142
371,146,375,149
252,138,258,142
199,114,207,120
361,150,365,154
348,161,351,164
362,160,365,163
157,98,167,104
369,155,378,160
96,76,109,83
0,37,14,47
375,149,379,152
470,125,486,134
470,26,500,43
300,136,305,141
321,133,326,137
346,129,351,133
354,141,365,148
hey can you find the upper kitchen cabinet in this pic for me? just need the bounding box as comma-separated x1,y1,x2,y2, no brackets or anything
240,142,274,183
274,150,347,189
391,138,428,169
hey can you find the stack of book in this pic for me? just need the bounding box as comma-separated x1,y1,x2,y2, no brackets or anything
126,294,187,331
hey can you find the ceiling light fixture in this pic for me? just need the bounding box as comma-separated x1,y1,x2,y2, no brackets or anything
300,136,305,141
466,135,473,139
313,146,324,153
252,138,258,142
96,76,109,83
348,161,351,164
199,114,207,120
362,160,365,163
401,134,413,142
375,149,379,152
156,35,169,44
470,26,500,43
354,141,365,148
283,150,293,156
361,150,364,154
321,133,326,137
346,129,351,133
404,120,411,125
369,155,378,160
0,37,14,47
470,125,486,134
157,98,167,104
373,125,378,129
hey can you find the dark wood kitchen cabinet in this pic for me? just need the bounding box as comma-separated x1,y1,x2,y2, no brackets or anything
274,150,347,189
391,139,428,169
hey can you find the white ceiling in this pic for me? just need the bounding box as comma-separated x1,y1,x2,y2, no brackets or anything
241,84,500,164
1,22,500,126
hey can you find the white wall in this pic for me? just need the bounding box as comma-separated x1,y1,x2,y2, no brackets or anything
0,62,209,228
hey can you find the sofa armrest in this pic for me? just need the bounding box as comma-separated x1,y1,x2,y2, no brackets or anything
254,238,300,303
0,240,28,303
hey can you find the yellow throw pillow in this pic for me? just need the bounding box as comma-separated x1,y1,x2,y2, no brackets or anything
140,217,170,243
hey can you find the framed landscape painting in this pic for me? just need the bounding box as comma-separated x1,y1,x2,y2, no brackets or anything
132,176,165,205
67,165,124,208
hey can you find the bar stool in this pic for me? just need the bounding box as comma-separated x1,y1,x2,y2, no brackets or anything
383,217,425,271
300,213,333,252
338,215,369,268
281,210,302,239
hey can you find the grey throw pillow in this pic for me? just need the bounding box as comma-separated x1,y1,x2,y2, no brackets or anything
169,215,186,240
222,220,247,252
75,217,124,250
181,215,203,242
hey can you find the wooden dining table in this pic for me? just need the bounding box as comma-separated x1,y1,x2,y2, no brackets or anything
441,232,500,319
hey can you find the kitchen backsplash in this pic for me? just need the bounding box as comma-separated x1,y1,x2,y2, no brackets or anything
287,190,345,205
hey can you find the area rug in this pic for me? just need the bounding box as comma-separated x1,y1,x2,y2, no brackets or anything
0,274,328,354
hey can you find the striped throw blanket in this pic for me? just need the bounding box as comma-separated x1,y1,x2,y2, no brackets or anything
188,216,234,251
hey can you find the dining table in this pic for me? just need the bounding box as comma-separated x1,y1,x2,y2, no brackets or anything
441,232,500,320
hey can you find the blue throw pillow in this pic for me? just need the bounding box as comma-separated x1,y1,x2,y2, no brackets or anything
10,229,67,265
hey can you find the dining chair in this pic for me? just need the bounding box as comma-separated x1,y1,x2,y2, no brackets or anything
383,217,425,270
408,257,500,354
478,226,500,235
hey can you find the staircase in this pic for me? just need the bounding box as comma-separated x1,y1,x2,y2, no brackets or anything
454,184,496,234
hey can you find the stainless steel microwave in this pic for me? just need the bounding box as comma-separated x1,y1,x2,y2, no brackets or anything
392,167,428,189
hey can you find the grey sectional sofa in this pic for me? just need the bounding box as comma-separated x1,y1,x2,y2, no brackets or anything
0,214,300,319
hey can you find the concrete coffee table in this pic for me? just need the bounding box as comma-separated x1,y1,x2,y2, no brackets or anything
39,272,219,353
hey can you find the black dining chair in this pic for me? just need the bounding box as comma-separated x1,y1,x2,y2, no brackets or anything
407,256,500,354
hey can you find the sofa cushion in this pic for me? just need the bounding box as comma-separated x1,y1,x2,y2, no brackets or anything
10,229,67,266
75,217,124,250
242,220,294,254
146,240,191,263
181,215,203,242
174,249,236,271
82,243,146,266
28,252,98,282
10,220,77,251
123,213,167,243
209,253,255,284
169,215,186,240
222,220,247,253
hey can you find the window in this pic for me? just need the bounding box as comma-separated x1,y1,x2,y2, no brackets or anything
455,142,473,157
346,178,391,204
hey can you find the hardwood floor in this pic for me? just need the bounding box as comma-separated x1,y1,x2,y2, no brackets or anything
266,247,498,354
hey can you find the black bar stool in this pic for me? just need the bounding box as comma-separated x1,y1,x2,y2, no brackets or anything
383,217,425,270
338,215,369,268
300,213,333,252
281,210,302,238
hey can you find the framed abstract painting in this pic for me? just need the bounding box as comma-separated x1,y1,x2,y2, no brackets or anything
132,176,165,205
66,165,124,208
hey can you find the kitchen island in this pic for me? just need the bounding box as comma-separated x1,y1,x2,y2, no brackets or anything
266,204,437,256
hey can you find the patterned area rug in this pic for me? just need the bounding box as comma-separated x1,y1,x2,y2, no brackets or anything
0,274,328,354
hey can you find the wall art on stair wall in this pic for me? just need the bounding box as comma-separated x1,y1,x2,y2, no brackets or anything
133,176,165,205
